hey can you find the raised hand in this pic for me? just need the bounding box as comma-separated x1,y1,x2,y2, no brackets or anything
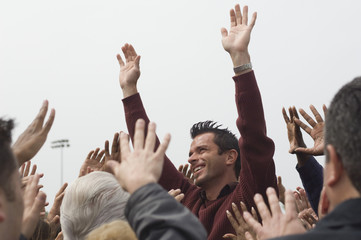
282,107,307,153
47,183,68,225
294,105,327,155
224,201,258,240
117,43,141,98
243,188,306,240
21,174,47,239
78,148,105,177
106,119,171,194
104,132,121,163
178,163,195,184
12,100,55,165
20,161,40,189
221,4,257,68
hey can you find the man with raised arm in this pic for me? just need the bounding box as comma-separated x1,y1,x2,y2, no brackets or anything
117,4,277,240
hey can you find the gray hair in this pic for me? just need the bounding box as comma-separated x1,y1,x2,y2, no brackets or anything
60,171,130,240
325,76,361,192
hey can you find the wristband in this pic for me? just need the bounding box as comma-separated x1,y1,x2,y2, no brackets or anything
233,63,252,74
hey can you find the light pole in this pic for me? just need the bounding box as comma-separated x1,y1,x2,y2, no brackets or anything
51,139,70,186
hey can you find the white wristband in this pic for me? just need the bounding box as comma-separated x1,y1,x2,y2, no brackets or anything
233,63,252,74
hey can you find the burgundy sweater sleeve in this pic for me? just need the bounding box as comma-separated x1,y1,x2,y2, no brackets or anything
122,94,198,199
233,71,277,202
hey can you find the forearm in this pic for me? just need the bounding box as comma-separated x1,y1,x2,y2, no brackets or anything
122,85,138,99
125,183,207,240
295,152,310,167
296,156,324,213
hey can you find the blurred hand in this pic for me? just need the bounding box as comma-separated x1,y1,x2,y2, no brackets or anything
178,164,195,184
12,100,55,165
168,189,184,202
79,148,105,177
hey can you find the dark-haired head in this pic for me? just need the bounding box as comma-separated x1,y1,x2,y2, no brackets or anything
190,121,240,179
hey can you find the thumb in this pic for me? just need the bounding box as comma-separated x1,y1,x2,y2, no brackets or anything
221,28,228,38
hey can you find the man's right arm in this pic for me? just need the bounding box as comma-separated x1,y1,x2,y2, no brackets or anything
117,44,196,193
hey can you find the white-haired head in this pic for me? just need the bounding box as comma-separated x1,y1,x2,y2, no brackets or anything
60,171,130,240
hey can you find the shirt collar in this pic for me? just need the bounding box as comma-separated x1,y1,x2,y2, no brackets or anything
199,182,238,203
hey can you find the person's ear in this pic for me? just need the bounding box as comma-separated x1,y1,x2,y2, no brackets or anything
318,186,329,218
225,149,238,166
325,144,343,187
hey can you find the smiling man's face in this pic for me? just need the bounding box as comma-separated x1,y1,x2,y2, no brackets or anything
188,132,228,187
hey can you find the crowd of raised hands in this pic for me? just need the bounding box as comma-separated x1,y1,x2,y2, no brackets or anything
3,2,355,240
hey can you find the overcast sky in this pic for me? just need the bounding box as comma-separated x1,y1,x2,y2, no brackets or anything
1,0,361,207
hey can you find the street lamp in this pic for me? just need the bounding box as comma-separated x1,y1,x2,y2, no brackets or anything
51,139,70,186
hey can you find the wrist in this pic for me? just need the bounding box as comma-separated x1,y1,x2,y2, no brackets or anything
121,85,138,99
230,51,251,68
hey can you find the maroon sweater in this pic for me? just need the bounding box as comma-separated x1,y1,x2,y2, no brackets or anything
122,71,277,240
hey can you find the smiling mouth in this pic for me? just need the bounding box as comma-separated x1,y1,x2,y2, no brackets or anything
193,166,205,174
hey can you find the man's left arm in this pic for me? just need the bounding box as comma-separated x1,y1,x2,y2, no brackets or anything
221,4,277,196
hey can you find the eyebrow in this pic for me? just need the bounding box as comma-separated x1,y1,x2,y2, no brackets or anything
188,145,208,157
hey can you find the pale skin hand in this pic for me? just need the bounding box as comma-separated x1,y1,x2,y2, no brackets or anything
12,100,55,165
243,188,306,240
221,4,257,74
22,174,47,239
224,201,258,240
78,148,105,177
107,119,171,194
47,183,68,224
20,161,39,189
168,189,185,202
294,105,327,156
117,43,141,98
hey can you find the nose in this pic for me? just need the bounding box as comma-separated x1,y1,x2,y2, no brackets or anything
188,152,197,165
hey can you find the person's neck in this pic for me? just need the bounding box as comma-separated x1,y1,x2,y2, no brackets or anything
202,175,237,201
328,177,361,212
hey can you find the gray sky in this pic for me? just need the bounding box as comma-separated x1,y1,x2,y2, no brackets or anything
1,0,361,207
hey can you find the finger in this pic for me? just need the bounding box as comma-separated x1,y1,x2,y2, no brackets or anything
122,44,129,62
294,147,314,155
42,108,55,134
226,210,240,233
235,4,242,25
120,132,131,160
34,191,47,213
183,164,189,176
104,140,110,157
155,133,171,160
240,201,247,213
292,106,300,119
294,117,312,135
24,161,31,177
243,211,262,235
56,183,68,197
251,207,258,222
282,107,290,123
310,105,323,123
92,148,100,159
134,55,141,68
220,27,228,38
248,12,257,28
222,233,237,240
230,9,236,27
129,44,137,60
267,187,281,217
242,5,248,25
253,193,271,221
133,119,145,150
322,104,327,117
178,164,183,172
284,190,299,222
299,108,317,127
86,150,94,160
116,54,125,67
277,175,282,185
34,100,49,130
30,164,37,175
232,202,246,227
20,163,25,176
96,150,105,162
144,122,157,152
288,107,294,122
174,193,184,202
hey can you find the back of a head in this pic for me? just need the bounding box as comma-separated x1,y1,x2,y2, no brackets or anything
190,120,241,178
325,76,361,192
60,171,130,240
86,220,137,240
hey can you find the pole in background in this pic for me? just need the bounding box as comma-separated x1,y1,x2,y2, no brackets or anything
51,139,70,186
